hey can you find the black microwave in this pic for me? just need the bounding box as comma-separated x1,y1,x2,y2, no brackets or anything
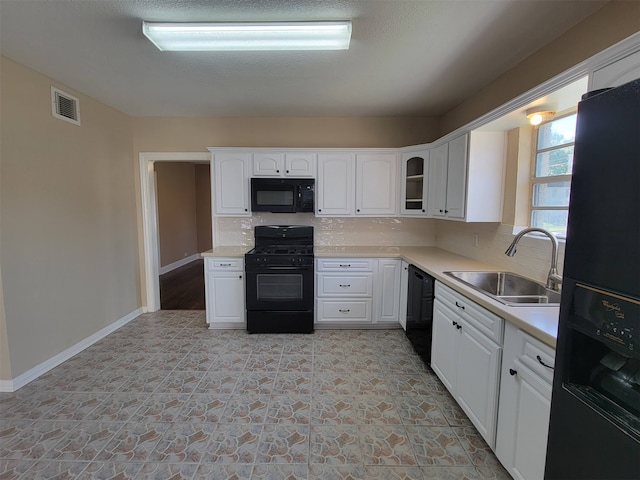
250,178,315,213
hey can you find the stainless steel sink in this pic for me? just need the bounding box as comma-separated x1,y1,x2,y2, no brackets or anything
443,271,561,306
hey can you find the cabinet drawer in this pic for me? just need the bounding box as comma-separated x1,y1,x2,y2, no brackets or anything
317,274,373,296
518,331,556,384
317,299,372,322
317,258,374,272
207,257,244,271
436,282,503,344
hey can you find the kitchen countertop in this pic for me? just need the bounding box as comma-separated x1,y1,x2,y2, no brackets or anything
202,245,559,347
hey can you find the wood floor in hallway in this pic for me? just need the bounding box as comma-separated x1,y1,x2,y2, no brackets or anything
160,259,205,310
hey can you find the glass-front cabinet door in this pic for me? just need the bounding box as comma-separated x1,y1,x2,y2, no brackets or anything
400,150,429,216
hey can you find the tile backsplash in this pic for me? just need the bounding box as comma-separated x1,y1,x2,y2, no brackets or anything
213,215,563,285
214,214,437,248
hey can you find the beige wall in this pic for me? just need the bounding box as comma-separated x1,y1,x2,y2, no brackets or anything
0,57,139,379
195,164,212,253
154,162,211,268
155,163,199,267
133,116,439,153
440,1,640,136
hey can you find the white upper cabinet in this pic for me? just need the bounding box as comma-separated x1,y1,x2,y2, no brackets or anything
211,152,250,216
400,150,429,216
355,153,398,216
252,152,315,177
428,131,505,222
590,50,640,90
427,143,449,217
317,153,354,216
444,135,468,220
253,153,284,176
285,153,316,177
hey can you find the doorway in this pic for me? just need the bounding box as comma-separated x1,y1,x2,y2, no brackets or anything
139,152,211,312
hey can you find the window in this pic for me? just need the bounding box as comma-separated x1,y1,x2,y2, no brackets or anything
530,113,577,237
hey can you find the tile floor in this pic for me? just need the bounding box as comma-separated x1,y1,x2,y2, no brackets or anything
0,311,511,479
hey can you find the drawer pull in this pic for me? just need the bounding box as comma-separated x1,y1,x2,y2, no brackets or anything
339,264,351,268
536,355,554,370
455,301,465,310
219,263,232,267
509,368,517,376
339,284,351,288
338,309,350,313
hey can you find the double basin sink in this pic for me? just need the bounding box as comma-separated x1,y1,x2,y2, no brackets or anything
444,271,561,306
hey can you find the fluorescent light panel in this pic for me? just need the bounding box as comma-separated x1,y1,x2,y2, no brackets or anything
142,21,352,51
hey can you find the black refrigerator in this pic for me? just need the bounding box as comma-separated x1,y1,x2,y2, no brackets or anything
545,79,639,479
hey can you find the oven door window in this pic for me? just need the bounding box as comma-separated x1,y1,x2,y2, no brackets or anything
256,273,303,301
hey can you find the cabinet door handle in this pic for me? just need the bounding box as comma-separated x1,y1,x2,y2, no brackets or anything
452,321,458,327
456,324,462,330
536,355,554,370
445,210,449,214
339,284,351,288
357,209,361,212
339,309,350,313
286,170,290,173
509,368,517,376
239,275,242,279
276,170,280,173
244,208,248,212
318,209,322,212
455,301,465,310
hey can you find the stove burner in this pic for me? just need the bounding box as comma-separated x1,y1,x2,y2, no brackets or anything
250,245,313,256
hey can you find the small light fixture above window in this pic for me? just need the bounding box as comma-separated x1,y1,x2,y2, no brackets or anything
142,21,352,51
526,108,555,126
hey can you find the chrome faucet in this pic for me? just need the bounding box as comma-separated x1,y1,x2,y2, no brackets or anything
505,227,563,292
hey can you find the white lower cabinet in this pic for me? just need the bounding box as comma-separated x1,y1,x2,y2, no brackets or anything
496,322,555,480
204,257,246,328
431,282,503,448
398,261,409,330
375,259,402,324
315,258,401,327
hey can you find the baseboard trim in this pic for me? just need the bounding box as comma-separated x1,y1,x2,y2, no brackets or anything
0,308,143,393
159,254,201,275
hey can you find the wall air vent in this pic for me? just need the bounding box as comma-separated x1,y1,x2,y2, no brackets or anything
51,86,80,125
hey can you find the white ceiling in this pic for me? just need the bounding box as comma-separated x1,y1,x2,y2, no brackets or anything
0,0,607,118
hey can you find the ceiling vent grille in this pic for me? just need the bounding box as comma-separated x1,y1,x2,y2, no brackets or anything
51,86,81,125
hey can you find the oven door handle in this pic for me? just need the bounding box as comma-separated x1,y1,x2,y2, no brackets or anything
260,266,310,270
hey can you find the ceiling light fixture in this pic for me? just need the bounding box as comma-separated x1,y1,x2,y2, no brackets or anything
526,108,555,126
142,21,352,51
